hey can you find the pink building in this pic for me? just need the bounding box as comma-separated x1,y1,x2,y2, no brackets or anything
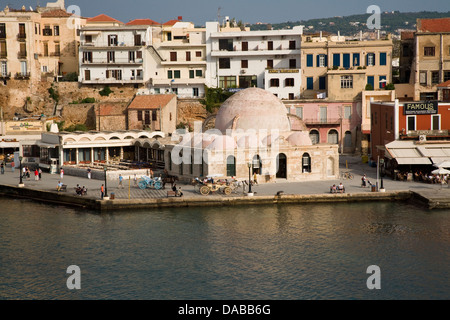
285,101,362,153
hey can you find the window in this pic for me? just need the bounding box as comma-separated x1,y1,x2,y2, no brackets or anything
333,53,340,67
432,71,439,85
242,41,248,51
289,93,295,100
432,115,441,130
420,92,438,100
172,88,178,94
134,34,142,46
270,78,280,87
367,76,374,89
445,71,450,82
320,107,327,123
23,145,40,157
379,76,386,89
107,51,115,63
285,78,294,87
43,25,52,36
319,77,326,90
152,110,157,121
85,35,92,43
189,70,194,79
296,107,303,119
54,25,60,36
310,131,319,145
353,53,360,66
54,43,60,56
307,54,313,67
43,42,48,57
289,40,296,49
328,130,339,144
0,41,6,58
168,70,173,79
344,106,351,119
186,51,191,61
42,66,48,73
136,51,142,59
343,53,350,69
289,59,297,68
317,54,327,67
219,58,230,69
84,70,90,81
0,23,5,39
340,75,353,88
1,61,7,77
268,41,273,50
174,70,181,79
241,60,248,68
170,52,177,61
419,72,427,85
380,52,387,66
367,53,375,66
129,51,135,62
219,76,236,88
424,47,435,56
219,39,233,51
344,131,352,148
407,116,416,131
196,51,201,57
239,76,257,88
196,70,202,77
18,24,26,38
108,34,118,46
137,110,143,121
226,155,236,177
267,59,273,69
307,77,313,90
302,153,311,173
193,88,199,97
19,43,27,58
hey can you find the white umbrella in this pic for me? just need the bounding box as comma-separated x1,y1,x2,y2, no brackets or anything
433,160,450,168
431,168,450,175
207,174,224,178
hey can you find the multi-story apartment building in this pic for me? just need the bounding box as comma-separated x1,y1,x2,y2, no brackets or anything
205,21,303,100
406,18,450,101
78,15,151,86
148,20,207,98
0,1,85,83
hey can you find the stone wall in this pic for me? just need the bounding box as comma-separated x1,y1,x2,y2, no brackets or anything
177,99,209,128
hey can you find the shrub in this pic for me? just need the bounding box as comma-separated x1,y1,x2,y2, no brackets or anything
99,86,113,97
61,72,78,82
48,87,59,102
80,97,96,103
64,123,88,132
365,84,374,91
385,83,395,90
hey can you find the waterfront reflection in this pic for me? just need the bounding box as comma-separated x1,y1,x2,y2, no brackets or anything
0,197,449,300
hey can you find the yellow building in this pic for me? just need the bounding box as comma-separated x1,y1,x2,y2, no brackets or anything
301,33,393,101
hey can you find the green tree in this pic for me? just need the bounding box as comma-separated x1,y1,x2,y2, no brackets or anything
200,86,235,113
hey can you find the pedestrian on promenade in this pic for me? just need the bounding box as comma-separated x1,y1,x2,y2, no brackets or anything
87,168,91,179
101,184,104,199
134,174,138,187
361,174,367,188
150,169,154,179
26,167,30,180
1,162,4,174
57,181,63,191
22,166,26,179
253,172,258,185
11,161,14,173
60,168,64,180
118,174,124,189
38,168,42,180
34,168,39,181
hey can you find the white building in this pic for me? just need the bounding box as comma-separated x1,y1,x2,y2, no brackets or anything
78,18,154,86
205,21,303,100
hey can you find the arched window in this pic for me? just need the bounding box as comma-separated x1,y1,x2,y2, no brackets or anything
252,155,262,175
226,155,236,177
310,130,320,145
328,129,339,144
302,153,311,173
344,131,352,148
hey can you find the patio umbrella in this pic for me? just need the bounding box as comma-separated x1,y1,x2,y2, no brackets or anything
431,168,450,175
433,160,450,168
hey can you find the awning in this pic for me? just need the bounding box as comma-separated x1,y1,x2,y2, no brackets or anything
36,141,59,148
395,158,432,165
0,141,20,148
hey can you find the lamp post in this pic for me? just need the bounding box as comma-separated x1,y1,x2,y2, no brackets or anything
19,156,24,187
103,166,109,200
247,162,252,195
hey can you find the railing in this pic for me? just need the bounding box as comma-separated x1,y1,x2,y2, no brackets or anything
15,72,31,79
50,52,61,57
82,77,144,83
17,52,27,59
17,33,26,41
82,58,143,64
0,53,7,59
80,41,145,47
302,118,342,125
0,72,11,79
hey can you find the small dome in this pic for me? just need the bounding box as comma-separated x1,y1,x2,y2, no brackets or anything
261,133,284,147
287,132,313,146
206,135,236,151
215,88,291,134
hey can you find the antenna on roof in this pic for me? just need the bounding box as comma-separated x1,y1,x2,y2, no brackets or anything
217,7,221,23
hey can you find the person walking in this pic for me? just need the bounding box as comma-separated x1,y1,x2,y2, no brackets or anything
34,168,39,181
253,172,258,185
1,162,4,174
133,174,138,187
38,168,42,180
60,168,64,180
101,184,104,200
361,174,367,188
118,174,124,189
11,161,15,173
26,167,30,180
87,168,92,179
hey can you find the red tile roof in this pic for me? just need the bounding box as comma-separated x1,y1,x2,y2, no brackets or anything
417,17,450,33
437,80,450,88
128,94,176,110
163,19,180,26
87,14,123,24
126,19,160,26
401,31,415,40
41,9,73,17
96,103,127,116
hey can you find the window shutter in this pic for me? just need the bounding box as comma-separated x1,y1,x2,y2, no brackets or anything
317,55,320,67
325,55,328,67
307,54,313,67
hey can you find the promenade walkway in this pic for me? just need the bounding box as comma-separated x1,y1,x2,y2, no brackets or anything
0,156,449,201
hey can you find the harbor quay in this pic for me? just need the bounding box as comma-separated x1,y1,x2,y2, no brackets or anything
1,155,449,211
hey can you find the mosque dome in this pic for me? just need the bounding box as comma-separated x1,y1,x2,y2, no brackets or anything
215,88,292,134
287,132,313,146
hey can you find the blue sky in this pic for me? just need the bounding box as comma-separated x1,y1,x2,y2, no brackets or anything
8,0,450,25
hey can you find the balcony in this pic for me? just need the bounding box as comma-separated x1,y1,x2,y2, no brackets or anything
0,53,7,59
80,41,144,49
17,52,27,59
15,72,31,80
17,33,26,41
211,46,301,57
50,52,61,57
81,58,144,65
81,77,145,84
0,72,11,79
303,118,342,126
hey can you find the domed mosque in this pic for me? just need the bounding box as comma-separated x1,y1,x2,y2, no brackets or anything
165,88,339,183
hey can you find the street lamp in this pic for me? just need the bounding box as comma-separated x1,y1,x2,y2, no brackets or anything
19,156,23,187
247,162,252,194
103,166,109,199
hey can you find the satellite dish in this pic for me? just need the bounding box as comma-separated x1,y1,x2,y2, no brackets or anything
30,6,33,11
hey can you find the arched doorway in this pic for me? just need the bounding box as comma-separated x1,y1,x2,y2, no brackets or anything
302,153,311,173
328,129,339,144
276,153,287,179
344,131,352,148
226,155,236,177
310,130,320,145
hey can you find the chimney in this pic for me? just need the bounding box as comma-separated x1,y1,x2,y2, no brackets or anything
338,31,341,41
360,30,362,41
377,29,380,40
178,16,182,21
320,31,322,41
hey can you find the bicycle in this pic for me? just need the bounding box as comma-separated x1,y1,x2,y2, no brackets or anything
340,171,354,180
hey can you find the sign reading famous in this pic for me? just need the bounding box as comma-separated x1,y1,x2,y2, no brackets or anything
404,101,438,115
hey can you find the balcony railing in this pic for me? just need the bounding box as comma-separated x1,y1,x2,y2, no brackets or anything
0,53,7,59
15,72,30,79
17,33,26,41
17,52,27,59
82,58,143,65
50,52,61,57
80,41,145,48
0,72,11,79
82,77,144,84
303,118,342,125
